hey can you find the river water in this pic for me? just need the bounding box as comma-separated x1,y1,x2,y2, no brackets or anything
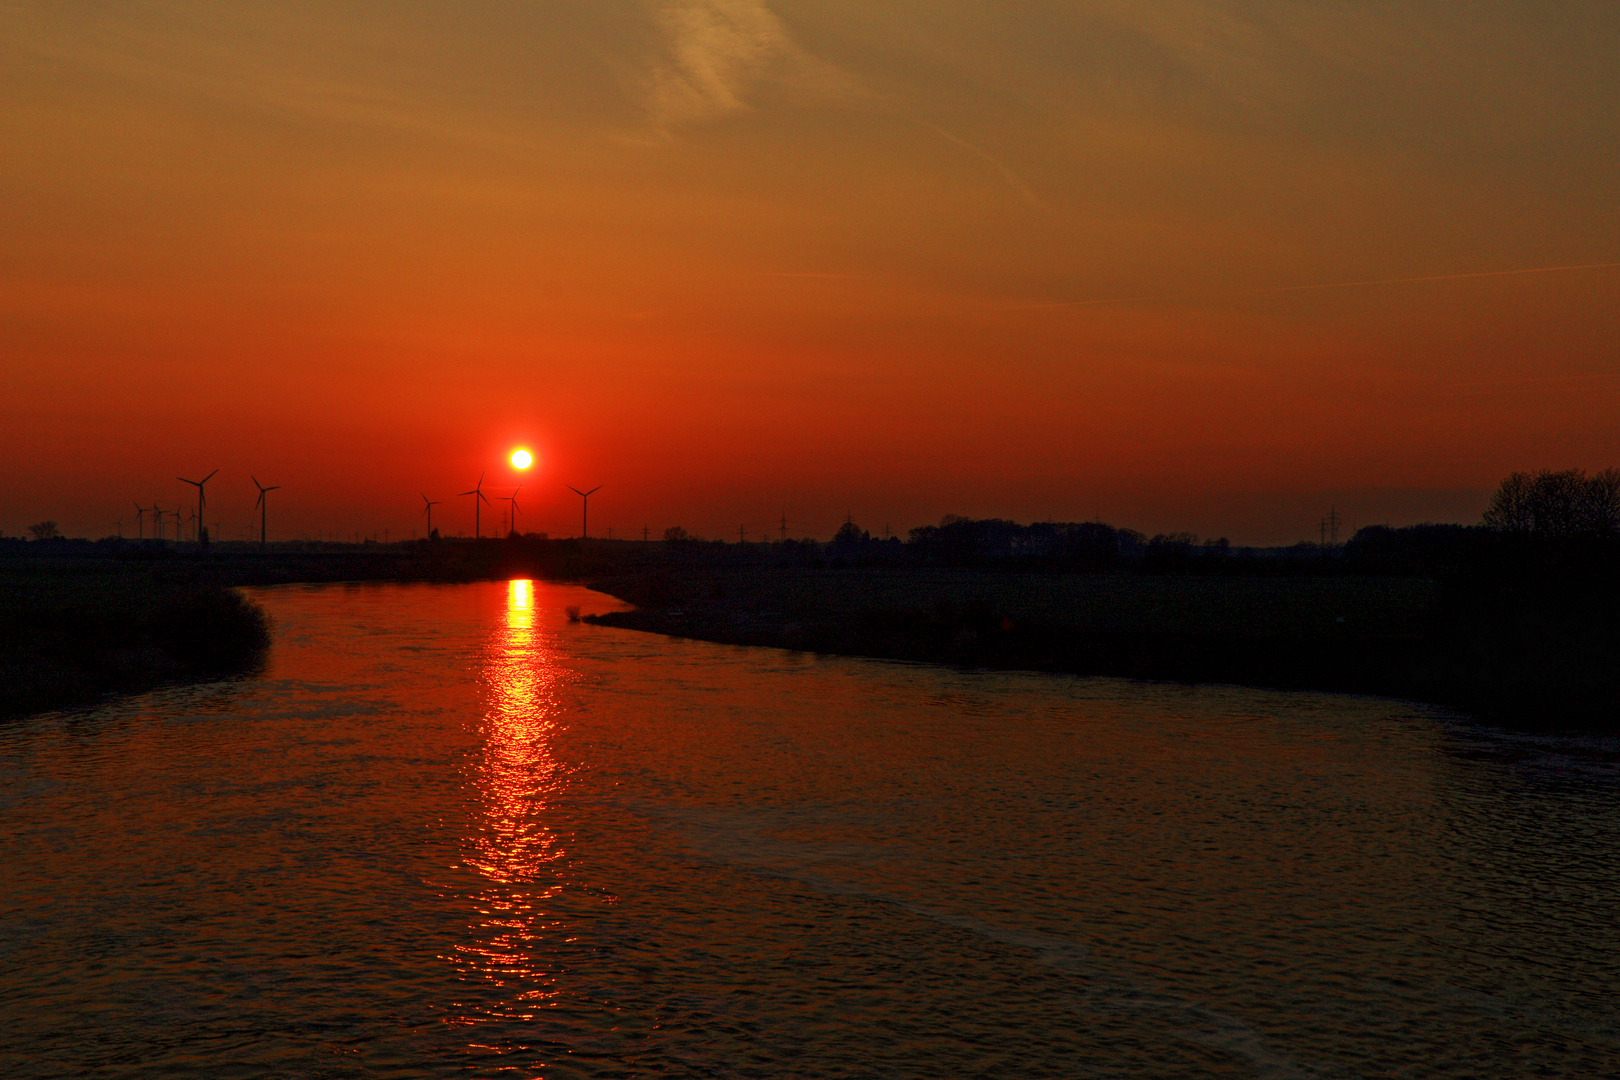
2,579,1617,1078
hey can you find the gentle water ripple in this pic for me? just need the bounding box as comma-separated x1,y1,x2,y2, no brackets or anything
1,579,1617,1077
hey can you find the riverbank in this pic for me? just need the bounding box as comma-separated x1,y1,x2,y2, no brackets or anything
0,539,628,717
8,541,1613,730
0,562,272,718
583,566,1619,731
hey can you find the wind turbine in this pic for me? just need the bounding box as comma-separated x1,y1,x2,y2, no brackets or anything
498,485,523,537
460,472,491,539
152,505,165,542
252,476,281,547
568,485,602,539
133,502,150,540
178,469,218,544
421,493,441,537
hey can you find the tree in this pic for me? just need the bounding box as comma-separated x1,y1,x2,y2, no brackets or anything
1482,468,1620,539
663,526,688,544
1481,472,1533,533
832,520,867,545
28,521,59,540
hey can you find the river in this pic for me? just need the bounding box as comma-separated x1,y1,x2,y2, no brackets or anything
1,579,1616,1077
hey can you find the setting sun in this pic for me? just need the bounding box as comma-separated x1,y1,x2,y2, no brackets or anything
510,449,533,470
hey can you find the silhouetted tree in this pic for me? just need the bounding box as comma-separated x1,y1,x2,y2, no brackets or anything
28,521,58,540
663,526,689,545
1144,532,1200,571
1344,523,1483,574
1483,468,1620,539
831,520,868,545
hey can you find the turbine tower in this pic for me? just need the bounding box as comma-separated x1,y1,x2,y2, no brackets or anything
421,493,441,537
133,502,150,540
152,505,165,542
460,472,491,539
498,486,523,537
252,475,281,547
568,484,602,540
178,469,218,544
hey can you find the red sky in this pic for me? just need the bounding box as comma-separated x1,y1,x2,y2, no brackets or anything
3,2,1616,544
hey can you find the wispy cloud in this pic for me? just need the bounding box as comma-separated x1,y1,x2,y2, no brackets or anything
645,0,854,128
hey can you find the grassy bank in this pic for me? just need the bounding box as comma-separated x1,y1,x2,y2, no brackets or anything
0,562,272,718
8,540,1613,730
584,566,1618,731
0,538,627,718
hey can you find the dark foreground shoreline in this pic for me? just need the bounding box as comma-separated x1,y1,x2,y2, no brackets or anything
0,568,271,719
582,567,1619,733
0,540,610,718
4,538,1615,731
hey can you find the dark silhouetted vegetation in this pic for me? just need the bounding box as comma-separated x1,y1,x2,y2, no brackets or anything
0,563,271,718
9,466,1618,728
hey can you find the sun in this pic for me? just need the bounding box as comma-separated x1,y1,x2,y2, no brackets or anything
510,449,533,470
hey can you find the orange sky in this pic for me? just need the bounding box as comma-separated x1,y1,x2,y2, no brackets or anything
2,2,1616,544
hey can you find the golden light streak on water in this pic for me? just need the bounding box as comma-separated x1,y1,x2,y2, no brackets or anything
449,579,569,1026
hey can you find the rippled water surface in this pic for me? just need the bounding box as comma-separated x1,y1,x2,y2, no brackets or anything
3,579,1618,1077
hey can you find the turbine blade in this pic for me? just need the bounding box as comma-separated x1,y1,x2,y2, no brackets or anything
203,469,218,483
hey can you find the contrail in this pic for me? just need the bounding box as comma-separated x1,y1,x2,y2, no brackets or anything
999,297,1146,310
1003,261,1619,310
1256,261,1620,294
1454,371,1620,388
761,271,863,279
911,118,1048,212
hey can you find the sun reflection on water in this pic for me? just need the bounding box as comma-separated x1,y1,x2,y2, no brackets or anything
446,579,572,1028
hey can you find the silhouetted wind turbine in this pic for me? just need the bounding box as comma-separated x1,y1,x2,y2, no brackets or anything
568,485,602,539
252,475,281,547
178,469,218,544
152,505,165,542
460,472,491,539
421,493,441,537
498,486,522,537
133,502,150,540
